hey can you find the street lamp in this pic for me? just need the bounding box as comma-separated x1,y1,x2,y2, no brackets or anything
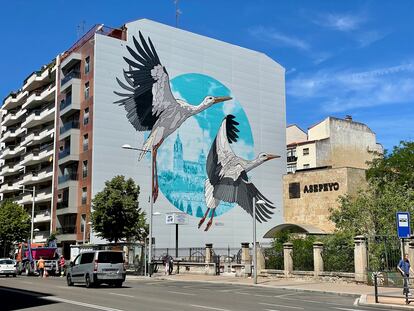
253,199,265,284
122,143,154,277
18,185,36,242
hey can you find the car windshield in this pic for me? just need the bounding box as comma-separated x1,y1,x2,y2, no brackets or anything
0,259,14,265
97,252,123,263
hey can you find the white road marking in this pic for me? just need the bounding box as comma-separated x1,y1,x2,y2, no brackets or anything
167,290,196,296
279,296,351,306
145,282,163,285
20,281,34,285
273,293,297,298
0,287,125,311
190,304,231,311
254,294,273,297
234,291,250,295
265,309,281,311
218,289,234,292
109,292,135,298
332,308,363,311
259,302,304,310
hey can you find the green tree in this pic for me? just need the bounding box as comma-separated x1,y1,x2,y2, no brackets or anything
0,200,31,256
91,176,148,244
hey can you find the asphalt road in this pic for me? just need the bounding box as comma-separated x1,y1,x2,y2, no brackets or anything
0,275,381,311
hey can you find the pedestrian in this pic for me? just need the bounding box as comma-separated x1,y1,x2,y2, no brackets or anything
37,257,45,278
398,254,414,296
163,255,169,276
168,256,174,275
59,255,65,277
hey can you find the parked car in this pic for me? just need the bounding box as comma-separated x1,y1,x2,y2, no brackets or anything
66,251,125,288
0,258,17,277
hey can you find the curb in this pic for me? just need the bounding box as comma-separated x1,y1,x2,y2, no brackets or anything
128,275,360,298
357,294,414,310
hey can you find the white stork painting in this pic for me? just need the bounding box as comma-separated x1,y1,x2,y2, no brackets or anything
114,32,232,202
199,114,279,231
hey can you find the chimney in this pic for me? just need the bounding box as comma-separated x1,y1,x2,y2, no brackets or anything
345,115,352,122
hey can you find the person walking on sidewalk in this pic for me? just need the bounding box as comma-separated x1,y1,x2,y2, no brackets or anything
59,255,65,277
37,257,45,278
397,254,414,296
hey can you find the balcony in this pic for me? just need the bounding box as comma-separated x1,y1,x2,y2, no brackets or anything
60,120,80,135
21,167,53,185
23,62,56,92
18,187,52,205
58,173,78,184
21,103,55,129
34,209,51,223
60,83,81,117
19,144,54,166
0,182,18,194
61,70,80,90
0,127,25,143
2,91,27,110
287,156,298,163
33,230,49,243
0,144,25,160
22,85,56,110
1,108,26,127
60,52,81,71
0,163,22,177
20,126,54,147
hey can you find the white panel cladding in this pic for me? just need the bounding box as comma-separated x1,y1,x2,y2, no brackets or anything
92,19,286,248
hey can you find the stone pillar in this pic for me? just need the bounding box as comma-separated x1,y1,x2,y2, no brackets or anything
313,241,324,277
205,243,213,264
408,236,414,266
354,235,368,283
256,243,266,274
283,242,293,277
241,243,251,264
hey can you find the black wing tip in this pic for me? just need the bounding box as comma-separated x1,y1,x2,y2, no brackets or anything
225,114,240,144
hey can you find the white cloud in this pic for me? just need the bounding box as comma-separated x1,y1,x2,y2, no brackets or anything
248,26,310,51
356,30,388,48
287,62,414,113
314,13,364,32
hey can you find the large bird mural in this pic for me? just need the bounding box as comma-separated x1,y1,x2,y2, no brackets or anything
114,32,232,202
200,115,279,231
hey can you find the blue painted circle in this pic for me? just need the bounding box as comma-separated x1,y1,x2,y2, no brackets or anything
157,73,254,218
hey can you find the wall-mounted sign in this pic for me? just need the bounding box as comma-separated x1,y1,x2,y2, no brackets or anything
396,212,410,238
165,212,189,225
304,182,339,194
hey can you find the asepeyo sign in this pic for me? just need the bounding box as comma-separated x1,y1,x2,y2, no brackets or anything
396,212,411,238
165,212,189,225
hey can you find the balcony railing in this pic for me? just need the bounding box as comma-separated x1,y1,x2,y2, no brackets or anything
287,156,298,163
60,120,80,135
58,173,78,184
61,71,80,86
60,96,72,111
57,226,77,234
59,148,70,159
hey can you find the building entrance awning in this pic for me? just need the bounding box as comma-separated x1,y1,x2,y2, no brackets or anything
263,223,327,238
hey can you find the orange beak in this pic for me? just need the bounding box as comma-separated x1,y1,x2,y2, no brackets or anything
213,96,232,103
265,154,280,161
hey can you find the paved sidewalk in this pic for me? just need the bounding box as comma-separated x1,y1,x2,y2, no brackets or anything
127,273,414,310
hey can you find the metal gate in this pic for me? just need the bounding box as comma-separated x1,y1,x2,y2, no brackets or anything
367,235,401,272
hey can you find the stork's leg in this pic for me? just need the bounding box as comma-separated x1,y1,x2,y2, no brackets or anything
198,208,210,229
205,210,215,232
152,149,159,203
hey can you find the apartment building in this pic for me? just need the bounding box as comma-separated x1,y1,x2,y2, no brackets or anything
2,19,286,256
0,61,56,242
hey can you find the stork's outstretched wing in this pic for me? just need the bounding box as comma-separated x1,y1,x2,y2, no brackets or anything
206,114,275,222
114,31,176,131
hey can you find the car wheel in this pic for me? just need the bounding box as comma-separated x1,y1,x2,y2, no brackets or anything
6,275,9,278
114,281,123,288
12,274,16,278
67,274,73,286
85,274,92,288
25,264,30,276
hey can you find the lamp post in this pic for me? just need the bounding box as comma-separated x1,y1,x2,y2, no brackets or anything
18,185,36,242
253,199,265,285
122,144,154,277
82,220,92,244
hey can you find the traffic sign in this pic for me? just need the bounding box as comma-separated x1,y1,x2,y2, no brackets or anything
165,212,188,225
396,212,411,238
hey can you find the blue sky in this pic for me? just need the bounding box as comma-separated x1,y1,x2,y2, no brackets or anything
1,0,413,151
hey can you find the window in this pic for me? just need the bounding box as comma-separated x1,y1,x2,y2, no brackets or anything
303,148,309,156
74,254,81,265
83,134,89,151
80,252,94,264
98,252,123,263
287,163,297,174
81,214,86,232
82,160,88,178
84,56,90,74
289,182,301,199
83,107,89,125
303,164,310,169
82,187,87,204
84,81,90,100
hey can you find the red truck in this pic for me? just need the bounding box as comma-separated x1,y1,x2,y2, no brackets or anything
15,242,59,276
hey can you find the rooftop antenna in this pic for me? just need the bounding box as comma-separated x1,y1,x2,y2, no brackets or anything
77,20,86,38
175,0,182,28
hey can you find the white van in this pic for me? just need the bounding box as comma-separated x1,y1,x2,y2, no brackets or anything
67,250,125,288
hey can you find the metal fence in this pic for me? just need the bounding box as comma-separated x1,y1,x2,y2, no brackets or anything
263,247,283,270
368,235,401,272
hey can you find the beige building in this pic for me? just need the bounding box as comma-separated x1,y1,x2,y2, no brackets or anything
266,116,382,236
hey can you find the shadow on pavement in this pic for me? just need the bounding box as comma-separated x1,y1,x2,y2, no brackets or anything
0,286,58,311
